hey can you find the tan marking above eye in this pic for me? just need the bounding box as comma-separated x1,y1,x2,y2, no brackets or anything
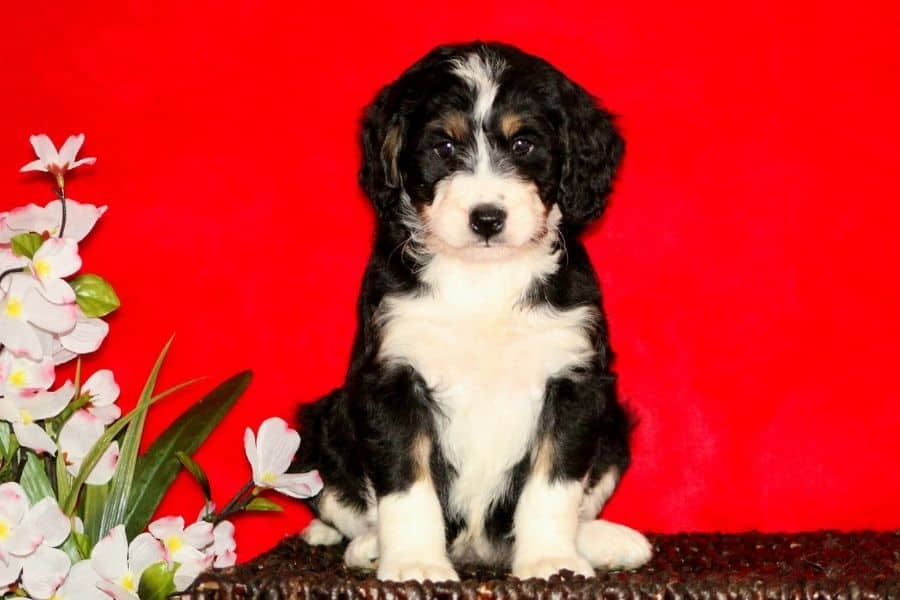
437,111,470,140
500,112,523,138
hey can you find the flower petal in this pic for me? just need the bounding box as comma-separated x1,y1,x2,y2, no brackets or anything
32,238,81,280
0,314,43,360
58,316,108,355
0,482,29,527
58,410,105,459
183,521,214,550
243,428,260,483
57,134,85,166
0,553,22,587
214,549,237,568
12,422,57,456
28,135,60,166
56,560,107,600
82,369,119,407
148,516,184,543
19,158,48,173
21,381,74,420
173,553,212,592
127,532,165,580
21,545,70,599
35,277,76,304
96,580,139,600
4,203,57,237
0,248,27,273
45,200,106,243
85,442,119,486
91,525,128,581
273,470,323,499
22,291,77,335
255,417,300,480
14,497,71,551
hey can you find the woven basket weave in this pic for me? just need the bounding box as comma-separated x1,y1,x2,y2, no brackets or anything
184,530,900,599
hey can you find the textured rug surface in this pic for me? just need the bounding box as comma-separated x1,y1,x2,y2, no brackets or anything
184,530,900,599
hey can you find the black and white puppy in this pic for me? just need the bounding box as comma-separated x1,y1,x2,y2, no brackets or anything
292,41,652,582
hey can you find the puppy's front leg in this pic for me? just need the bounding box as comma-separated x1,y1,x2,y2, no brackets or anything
511,441,594,579
358,365,458,582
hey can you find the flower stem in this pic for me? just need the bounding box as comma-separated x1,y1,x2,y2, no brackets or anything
212,479,255,524
57,180,67,238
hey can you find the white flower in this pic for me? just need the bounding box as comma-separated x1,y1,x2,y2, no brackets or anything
50,560,107,600
0,351,73,455
243,417,323,499
0,482,29,566
0,496,72,598
147,515,215,589
0,199,107,244
58,411,120,485
0,273,77,360
80,369,121,424
0,247,27,274
92,526,164,600
36,309,110,366
20,134,96,177
27,238,81,304
209,521,236,568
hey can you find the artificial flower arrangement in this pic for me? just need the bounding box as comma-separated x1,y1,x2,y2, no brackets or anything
0,135,323,599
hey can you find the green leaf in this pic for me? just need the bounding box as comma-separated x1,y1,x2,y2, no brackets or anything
82,482,110,545
20,452,55,503
71,531,92,560
137,561,177,600
55,451,72,503
245,496,283,512
98,336,174,539
175,451,211,501
10,232,43,259
70,273,121,318
124,370,250,538
0,422,12,459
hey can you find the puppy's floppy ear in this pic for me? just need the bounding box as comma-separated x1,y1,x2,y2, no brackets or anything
557,78,625,226
359,86,407,219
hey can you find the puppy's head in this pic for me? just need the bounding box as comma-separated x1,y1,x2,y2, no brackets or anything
360,42,624,261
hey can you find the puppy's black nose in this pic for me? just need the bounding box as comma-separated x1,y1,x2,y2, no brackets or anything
469,204,506,239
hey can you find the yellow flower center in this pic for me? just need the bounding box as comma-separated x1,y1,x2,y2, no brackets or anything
0,519,9,540
9,369,27,387
120,572,136,593
166,535,184,554
261,471,278,485
3,298,22,318
33,259,52,278
19,409,33,425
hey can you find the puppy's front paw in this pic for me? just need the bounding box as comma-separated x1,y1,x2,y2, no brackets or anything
377,558,459,582
344,530,379,569
513,554,594,579
576,520,653,570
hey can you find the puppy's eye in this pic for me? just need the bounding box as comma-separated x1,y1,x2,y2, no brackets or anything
511,138,535,156
433,140,455,159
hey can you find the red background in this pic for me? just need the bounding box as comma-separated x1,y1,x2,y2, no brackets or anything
2,1,899,561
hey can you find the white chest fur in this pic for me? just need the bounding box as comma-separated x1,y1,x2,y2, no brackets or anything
376,247,596,553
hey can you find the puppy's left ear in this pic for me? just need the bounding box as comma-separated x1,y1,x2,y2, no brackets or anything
557,78,625,226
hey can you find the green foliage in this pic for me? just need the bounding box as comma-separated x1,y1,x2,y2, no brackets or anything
10,232,43,259
97,336,174,540
124,371,250,538
137,561,177,600
175,451,211,501
245,496,283,512
70,273,120,317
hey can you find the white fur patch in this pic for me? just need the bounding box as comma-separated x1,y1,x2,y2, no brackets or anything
344,529,379,569
377,242,596,562
301,518,343,546
317,488,374,539
578,468,619,521
576,520,653,570
376,480,459,582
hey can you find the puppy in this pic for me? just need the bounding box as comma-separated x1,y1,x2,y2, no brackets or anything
292,41,652,582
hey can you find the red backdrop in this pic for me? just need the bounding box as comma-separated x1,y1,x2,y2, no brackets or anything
2,0,899,561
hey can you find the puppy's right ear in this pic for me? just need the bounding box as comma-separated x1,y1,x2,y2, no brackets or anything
359,86,406,219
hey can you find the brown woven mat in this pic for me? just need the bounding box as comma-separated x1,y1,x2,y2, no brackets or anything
184,530,900,599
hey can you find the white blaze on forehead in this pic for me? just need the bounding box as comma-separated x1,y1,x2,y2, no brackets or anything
450,52,506,174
